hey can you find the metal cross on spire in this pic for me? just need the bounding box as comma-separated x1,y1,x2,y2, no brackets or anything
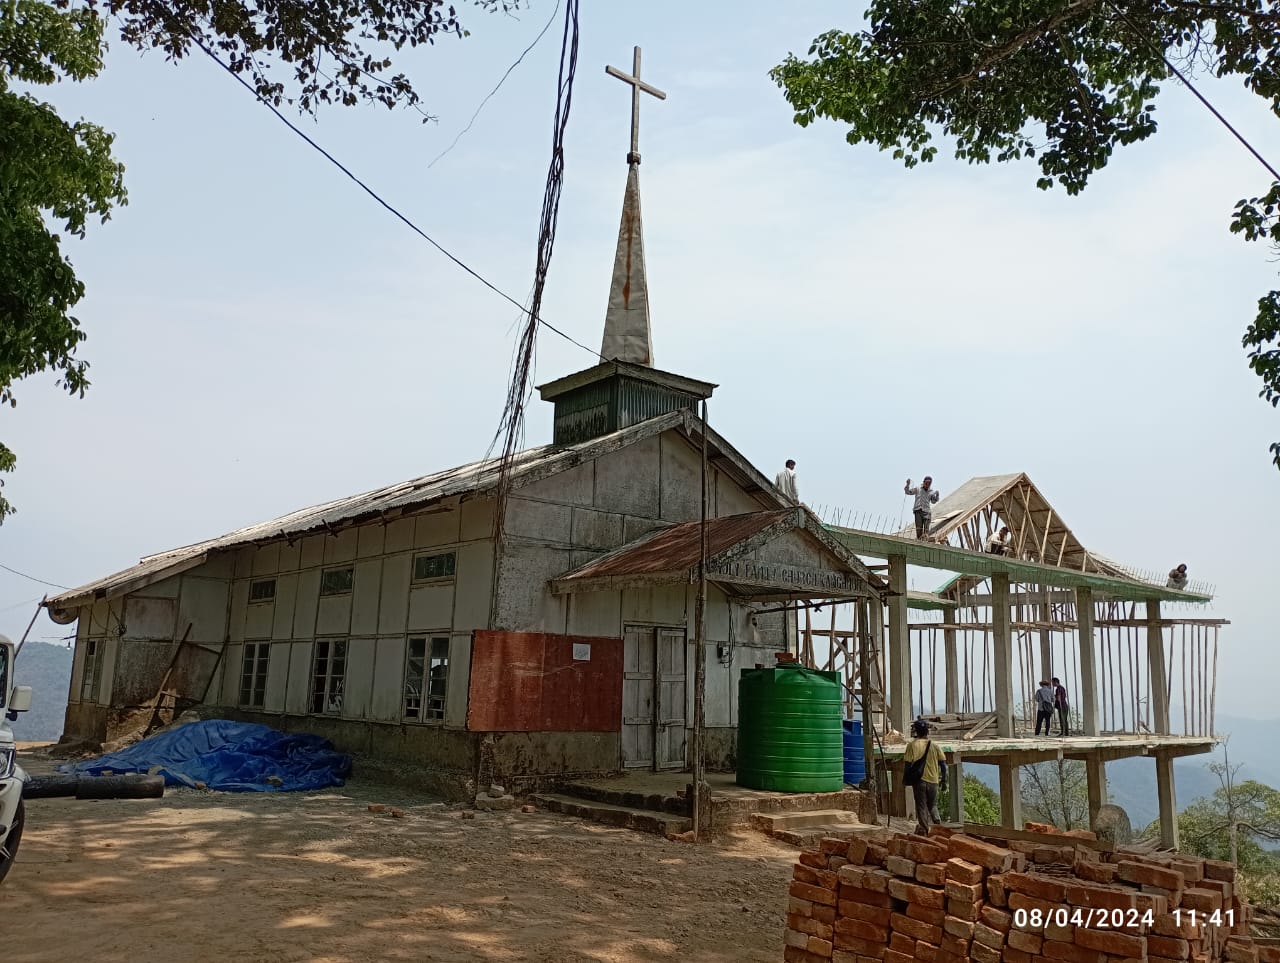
606,46,666,165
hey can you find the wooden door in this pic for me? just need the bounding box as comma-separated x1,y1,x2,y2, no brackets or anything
621,626,656,769
655,628,687,770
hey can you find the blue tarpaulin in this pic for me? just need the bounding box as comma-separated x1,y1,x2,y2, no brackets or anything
59,720,352,792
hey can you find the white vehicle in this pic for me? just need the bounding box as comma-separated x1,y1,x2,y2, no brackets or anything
0,635,32,883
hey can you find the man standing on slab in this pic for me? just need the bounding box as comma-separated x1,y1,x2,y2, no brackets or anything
1053,676,1070,737
904,476,940,540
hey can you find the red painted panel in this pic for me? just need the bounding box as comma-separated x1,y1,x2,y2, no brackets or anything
467,631,624,733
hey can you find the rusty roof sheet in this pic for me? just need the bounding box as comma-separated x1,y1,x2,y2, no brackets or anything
562,511,792,581
47,410,793,612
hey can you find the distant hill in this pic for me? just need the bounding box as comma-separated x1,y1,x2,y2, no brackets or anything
8,641,70,742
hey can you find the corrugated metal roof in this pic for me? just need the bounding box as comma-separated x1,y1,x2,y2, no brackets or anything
47,409,794,613
46,413,686,611
560,511,790,580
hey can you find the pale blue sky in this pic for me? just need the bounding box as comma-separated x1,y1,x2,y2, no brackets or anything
3,2,1276,710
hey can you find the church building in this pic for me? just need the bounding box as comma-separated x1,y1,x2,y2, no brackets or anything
43,53,885,796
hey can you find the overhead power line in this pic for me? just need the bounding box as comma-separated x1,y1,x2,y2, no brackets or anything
428,0,564,168
1108,1,1280,182
0,563,67,590
174,17,602,362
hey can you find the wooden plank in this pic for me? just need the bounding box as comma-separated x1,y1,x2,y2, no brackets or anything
962,713,996,740
962,821,1113,853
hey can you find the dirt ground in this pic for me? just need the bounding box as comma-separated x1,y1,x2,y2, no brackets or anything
1,748,799,963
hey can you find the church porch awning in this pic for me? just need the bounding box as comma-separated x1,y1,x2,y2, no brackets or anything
549,508,885,602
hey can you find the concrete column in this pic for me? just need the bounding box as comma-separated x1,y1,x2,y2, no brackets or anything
944,626,959,714
999,760,1023,829
1155,751,1179,849
887,555,911,734
1147,600,1170,736
992,573,1014,738
948,752,963,823
1038,585,1054,680
1085,755,1107,829
1075,586,1100,737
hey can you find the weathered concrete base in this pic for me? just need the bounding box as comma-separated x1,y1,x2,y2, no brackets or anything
703,727,736,770
553,772,877,835
529,792,693,836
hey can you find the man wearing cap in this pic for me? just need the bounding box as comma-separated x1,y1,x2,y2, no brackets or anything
903,719,947,835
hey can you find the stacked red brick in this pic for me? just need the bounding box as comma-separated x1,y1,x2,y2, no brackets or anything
785,826,1276,963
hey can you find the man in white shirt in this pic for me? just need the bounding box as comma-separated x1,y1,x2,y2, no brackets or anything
904,476,940,539
985,526,1012,556
775,459,799,504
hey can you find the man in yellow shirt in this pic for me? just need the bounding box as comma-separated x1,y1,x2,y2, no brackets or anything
903,719,947,835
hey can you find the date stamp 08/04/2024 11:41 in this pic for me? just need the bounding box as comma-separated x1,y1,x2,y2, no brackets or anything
1012,906,1237,931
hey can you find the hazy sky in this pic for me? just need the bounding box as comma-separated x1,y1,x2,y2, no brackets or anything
3,2,1276,711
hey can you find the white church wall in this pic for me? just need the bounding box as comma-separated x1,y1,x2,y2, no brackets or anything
658,432,704,520
271,573,298,640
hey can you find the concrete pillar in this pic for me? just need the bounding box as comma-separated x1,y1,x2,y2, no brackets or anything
944,626,959,714
1155,751,1179,849
888,555,911,734
1038,585,1054,680
1075,586,1100,737
948,752,963,823
1147,600,1170,736
999,760,1023,829
1085,755,1107,828
992,574,1014,738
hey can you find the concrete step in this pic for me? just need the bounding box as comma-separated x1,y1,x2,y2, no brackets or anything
751,809,862,834
557,781,690,817
530,793,693,837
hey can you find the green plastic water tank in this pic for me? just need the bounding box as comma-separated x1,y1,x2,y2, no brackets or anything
737,663,844,793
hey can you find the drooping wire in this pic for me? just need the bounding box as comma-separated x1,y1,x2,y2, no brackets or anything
490,0,580,540
0,563,68,590
149,1,602,362
428,0,564,169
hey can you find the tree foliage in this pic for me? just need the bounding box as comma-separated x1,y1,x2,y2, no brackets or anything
772,0,1280,465
1021,758,1091,830
1146,748,1280,908
66,0,516,117
939,773,1002,825
0,0,512,521
1,2,127,520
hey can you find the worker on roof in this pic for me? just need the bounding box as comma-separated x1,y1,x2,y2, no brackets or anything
985,526,1012,556
775,459,799,505
1167,563,1189,590
904,476,940,540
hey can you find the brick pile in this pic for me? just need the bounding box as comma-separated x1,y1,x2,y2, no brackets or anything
784,824,1276,963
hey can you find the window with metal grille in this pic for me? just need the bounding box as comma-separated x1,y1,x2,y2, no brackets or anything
319,567,353,596
80,639,103,702
311,639,347,715
412,551,456,582
239,642,270,707
404,636,449,722
249,578,276,602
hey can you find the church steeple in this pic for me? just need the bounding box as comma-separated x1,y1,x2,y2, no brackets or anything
536,46,715,447
600,46,665,366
